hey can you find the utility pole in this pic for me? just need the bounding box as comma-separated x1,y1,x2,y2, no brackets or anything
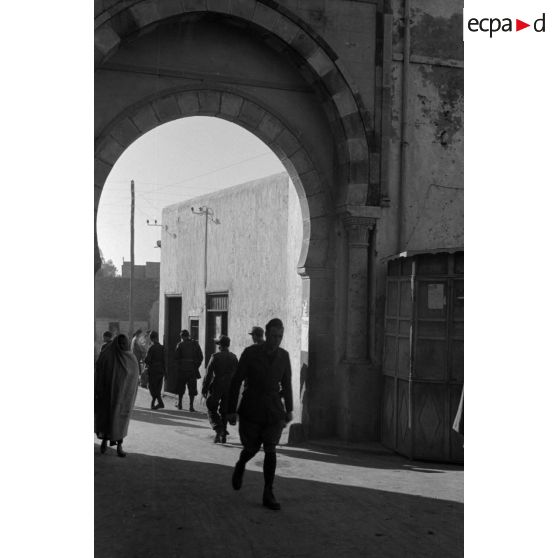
129,180,135,338
191,206,220,289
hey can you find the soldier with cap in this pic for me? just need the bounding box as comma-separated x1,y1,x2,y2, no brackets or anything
174,329,204,411
202,335,238,443
227,318,293,511
249,326,264,345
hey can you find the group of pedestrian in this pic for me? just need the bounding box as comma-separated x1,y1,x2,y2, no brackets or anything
94,318,293,510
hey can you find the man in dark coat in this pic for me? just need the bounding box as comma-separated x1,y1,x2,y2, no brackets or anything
174,329,203,411
249,326,264,345
227,318,293,511
144,330,166,410
202,335,238,443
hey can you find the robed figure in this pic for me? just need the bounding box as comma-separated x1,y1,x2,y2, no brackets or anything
94,334,139,457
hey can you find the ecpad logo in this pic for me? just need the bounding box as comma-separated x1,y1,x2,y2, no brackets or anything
468,13,546,38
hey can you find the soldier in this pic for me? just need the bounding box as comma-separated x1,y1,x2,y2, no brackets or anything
174,329,204,411
248,326,264,345
227,318,293,511
202,335,238,443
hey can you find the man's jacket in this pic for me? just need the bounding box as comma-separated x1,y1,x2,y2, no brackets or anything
228,344,293,425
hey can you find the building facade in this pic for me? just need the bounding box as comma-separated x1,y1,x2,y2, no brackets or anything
94,261,160,354
160,173,304,413
95,1,464,459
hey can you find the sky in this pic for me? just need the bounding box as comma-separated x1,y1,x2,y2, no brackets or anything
97,117,287,271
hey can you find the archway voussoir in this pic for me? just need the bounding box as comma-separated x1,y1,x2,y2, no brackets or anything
347,138,369,161
219,92,243,118
176,90,200,115
230,0,256,20
289,149,314,176
273,128,299,158
97,137,125,167
206,0,232,14
332,91,359,118
152,95,182,122
94,159,112,188
306,193,329,219
290,29,318,59
307,47,336,78
252,2,280,30
158,0,186,19
198,90,221,114
185,0,208,12
94,25,121,55
238,101,265,130
129,1,161,29
299,170,322,197
346,183,369,205
131,103,161,134
335,58,361,96
270,14,300,44
108,117,141,149
257,112,283,143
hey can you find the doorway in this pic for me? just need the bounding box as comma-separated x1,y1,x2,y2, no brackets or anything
205,293,228,365
164,295,182,394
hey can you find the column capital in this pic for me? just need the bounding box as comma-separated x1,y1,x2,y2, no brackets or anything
342,215,376,246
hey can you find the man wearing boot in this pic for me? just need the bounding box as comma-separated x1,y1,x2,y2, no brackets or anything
144,330,165,410
227,318,293,511
174,329,204,411
202,335,238,443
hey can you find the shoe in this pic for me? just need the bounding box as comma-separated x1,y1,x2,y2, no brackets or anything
221,434,227,444
214,433,221,443
177,402,183,410
158,402,165,409
116,444,127,458
232,461,245,490
100,440,107,454
189,407,195,412
262,487,281,510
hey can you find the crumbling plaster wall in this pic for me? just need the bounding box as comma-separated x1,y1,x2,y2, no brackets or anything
382,0,464,257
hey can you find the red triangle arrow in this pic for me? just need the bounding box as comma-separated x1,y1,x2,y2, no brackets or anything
516,19,530,31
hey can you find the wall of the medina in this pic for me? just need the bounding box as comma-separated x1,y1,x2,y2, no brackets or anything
159,173,304,416
380,0,464,258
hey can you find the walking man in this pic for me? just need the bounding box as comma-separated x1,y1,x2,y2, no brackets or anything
202,335,238,443
175,329,203,411
248,326,264,345
227,318,293,510
144,330,165,410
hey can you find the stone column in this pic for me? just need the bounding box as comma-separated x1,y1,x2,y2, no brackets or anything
343,216,376,361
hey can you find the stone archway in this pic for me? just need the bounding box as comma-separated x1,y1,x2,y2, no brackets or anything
94,0,372,208
95,1,382,441
95,86,331,274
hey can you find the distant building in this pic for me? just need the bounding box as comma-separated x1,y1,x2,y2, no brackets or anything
95,262,160,354
159,173,304,409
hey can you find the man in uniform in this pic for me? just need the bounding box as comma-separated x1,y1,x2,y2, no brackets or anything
227,318,293,511
174,329,204,411
248,326,264,345
202,335,238,443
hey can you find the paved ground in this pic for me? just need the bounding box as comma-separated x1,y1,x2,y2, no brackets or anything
95,389,463,558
